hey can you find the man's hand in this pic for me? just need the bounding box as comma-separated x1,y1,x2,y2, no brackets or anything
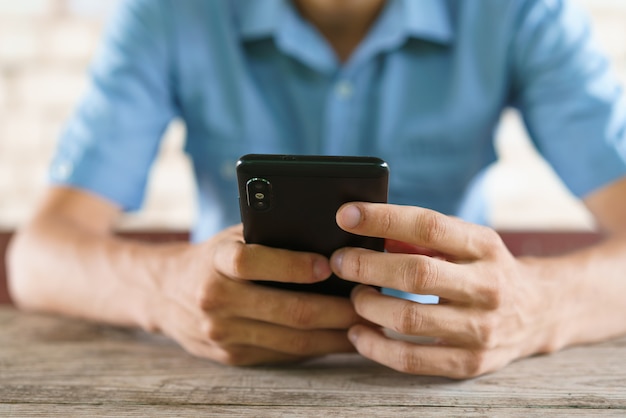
8,187,358,367
150,224,359,366
330,203,565,379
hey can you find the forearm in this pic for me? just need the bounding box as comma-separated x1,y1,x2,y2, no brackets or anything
7,216,186,331
521,235,626,352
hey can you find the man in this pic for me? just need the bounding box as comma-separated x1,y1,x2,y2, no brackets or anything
8,0,626,379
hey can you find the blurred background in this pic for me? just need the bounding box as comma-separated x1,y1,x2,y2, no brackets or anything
0,0,625,232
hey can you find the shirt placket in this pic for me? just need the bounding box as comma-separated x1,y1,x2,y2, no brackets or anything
322,70,359,156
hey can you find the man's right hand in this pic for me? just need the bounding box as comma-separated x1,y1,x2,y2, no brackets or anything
152,224,359,365
8,187,359,366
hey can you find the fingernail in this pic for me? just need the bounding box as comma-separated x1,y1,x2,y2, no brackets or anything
348,327,359,344
331,251,344,273
313,259,331,280
350,284,369,300
338,204,362,229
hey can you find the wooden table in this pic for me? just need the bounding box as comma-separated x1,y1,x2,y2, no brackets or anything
1,307,624,416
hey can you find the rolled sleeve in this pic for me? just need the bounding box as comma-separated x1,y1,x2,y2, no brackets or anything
50,0,178,211
511,0,626,198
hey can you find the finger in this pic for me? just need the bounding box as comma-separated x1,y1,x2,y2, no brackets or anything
351,286,492,346
337,203,504,260
181,337,309,366
228,284,361,330
160,302,319,365
332,248,494,304
348,325,505,379
213,240,331,284
385,239,447,258
199,317,355,356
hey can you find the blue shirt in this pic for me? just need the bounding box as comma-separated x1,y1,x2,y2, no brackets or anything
51,0,626,244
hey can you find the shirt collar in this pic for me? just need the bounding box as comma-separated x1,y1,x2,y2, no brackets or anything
234,0,454,73
235,0,454,45
235,0,284,41
235,0,337,72
402,0,454,45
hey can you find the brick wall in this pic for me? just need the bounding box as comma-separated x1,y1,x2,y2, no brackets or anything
0,0,194,230
0,0,625,231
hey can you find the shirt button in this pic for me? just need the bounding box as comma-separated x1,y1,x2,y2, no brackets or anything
334,80,353,99
220,160,236,180
51,161,73,181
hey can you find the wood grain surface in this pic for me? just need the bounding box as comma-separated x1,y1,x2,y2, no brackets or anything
1,307,624,416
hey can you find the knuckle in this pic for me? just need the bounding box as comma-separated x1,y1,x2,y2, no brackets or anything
539,337,565,354
398,344,423,373
398,261,418,293
482,273,505,308
181,342,209,359
216,347,248,367
197,286,224,312
417,212,447,244
379,208,394,235
343,250,368,280
393,303,422,335
201,318,229,344
288,334,314,354
197,292,217,312
287,296,315,328
473,314,500,349
228,242,252,279
485,288,503,310
402,257,440,293
480,228,505,257
352,331,374,358
458,350,489,379
285,255,311,282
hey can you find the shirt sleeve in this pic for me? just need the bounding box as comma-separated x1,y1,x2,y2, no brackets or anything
510,0,626,198
49,0,178,211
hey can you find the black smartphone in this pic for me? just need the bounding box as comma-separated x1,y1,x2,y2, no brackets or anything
236,154,389,297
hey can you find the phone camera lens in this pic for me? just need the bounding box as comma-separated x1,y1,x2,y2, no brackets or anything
246,178,271,211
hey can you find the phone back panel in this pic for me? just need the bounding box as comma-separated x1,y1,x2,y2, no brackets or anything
237,154,389,297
